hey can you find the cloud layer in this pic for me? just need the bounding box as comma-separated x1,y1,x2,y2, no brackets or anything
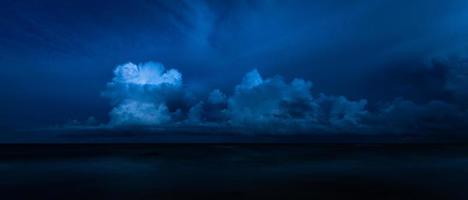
101,57,468,135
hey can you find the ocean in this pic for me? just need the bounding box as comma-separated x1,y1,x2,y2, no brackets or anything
0,143,467,199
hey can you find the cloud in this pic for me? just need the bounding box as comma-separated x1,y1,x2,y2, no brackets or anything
366,99,468,134
222,69,371,134
103,62,184,127
112,62,182,86
315,95,368,130
109,100,171,126
97,59,468,135
208,89,227,104
226,70,317,133
441,56,468,104
101,63,372,133
187,101,204,123
356,55,468,134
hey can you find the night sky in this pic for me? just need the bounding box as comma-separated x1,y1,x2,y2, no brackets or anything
1,0,468,138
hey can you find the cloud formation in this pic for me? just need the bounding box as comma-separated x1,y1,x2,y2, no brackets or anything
4,0,468,133
101,58,468,135
103,62,183,126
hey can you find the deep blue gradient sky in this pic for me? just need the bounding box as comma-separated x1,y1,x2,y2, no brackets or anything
1,0,468,137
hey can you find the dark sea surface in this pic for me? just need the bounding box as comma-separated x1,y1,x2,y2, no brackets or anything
0,143,468,200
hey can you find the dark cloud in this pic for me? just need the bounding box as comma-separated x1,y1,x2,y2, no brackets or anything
365,99,468,134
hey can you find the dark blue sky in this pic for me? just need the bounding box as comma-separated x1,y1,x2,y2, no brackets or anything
1,0,468,136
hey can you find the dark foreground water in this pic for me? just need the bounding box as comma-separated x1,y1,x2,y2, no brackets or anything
0,144,468,200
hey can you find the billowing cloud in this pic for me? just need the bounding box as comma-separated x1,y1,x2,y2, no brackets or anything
99,59,468,135
109,100,171,126
315,95,368,131
101,62,370,133
103,62,183,127
208,89,227,104
224,70,369,134
226,70,318,133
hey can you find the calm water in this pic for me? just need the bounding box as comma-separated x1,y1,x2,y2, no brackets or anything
0,144,467,199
